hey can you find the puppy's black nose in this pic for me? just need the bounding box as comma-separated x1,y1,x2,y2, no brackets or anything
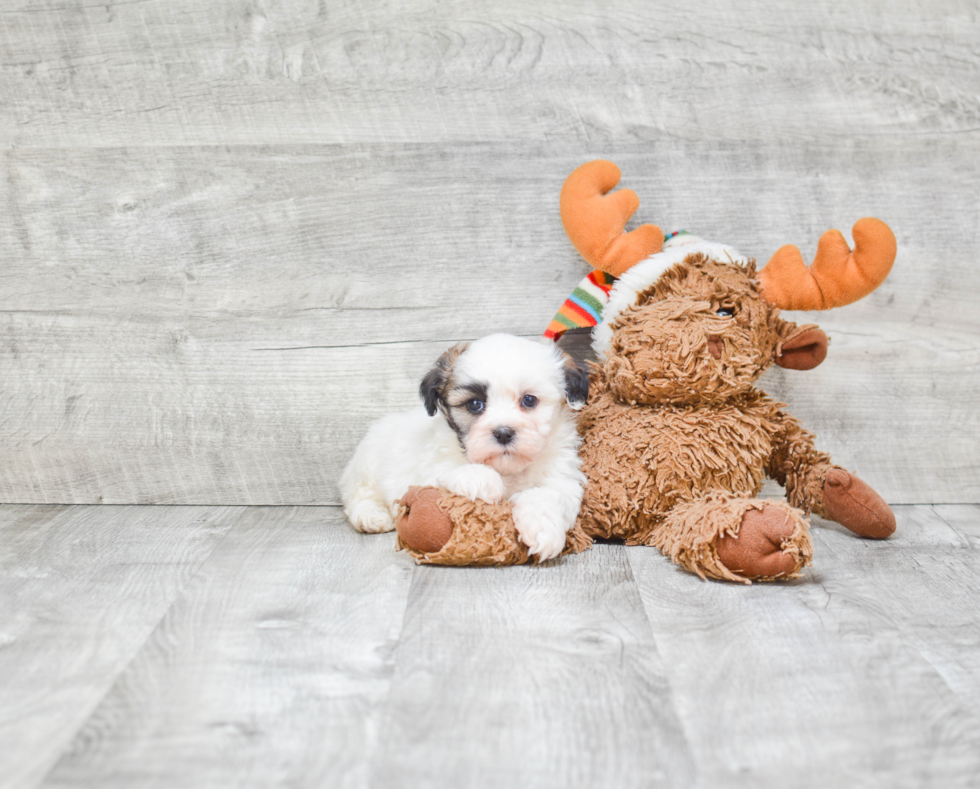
493,426,516,446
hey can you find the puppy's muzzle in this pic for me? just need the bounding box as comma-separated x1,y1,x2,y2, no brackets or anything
493,426,516,446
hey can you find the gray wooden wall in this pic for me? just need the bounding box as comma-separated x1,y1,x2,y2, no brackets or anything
2,0,977,506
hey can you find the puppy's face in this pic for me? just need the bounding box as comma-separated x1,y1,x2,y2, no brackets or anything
420,334,587,476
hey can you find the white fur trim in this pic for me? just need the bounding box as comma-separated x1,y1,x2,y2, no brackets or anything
592,239,749,359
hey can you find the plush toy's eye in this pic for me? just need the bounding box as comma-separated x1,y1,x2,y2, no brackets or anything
466,399,485,415
716,307,735,318
521,394,538,409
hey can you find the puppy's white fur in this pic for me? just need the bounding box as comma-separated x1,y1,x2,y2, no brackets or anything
340,334,587,561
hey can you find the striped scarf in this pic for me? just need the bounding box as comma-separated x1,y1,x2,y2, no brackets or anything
543,270,617,340
544,230,694,341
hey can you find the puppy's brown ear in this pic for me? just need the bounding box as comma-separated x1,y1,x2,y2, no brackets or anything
419,342,468,416
563,356,590,411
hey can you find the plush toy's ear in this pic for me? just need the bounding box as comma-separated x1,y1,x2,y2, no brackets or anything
774,323,828,370
563,356,590,410
419,343,468,416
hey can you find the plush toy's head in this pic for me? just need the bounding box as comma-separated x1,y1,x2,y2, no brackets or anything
600,253,829,406
559,160,896,406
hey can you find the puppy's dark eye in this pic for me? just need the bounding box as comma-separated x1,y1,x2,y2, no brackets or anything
465,399,485,415
521,394,538,409
716,307,735,318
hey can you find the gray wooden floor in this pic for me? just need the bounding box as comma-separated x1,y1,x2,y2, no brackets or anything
3,0,980,786
2,504,979,788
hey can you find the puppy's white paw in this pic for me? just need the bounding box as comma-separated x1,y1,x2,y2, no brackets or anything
511,491,567,562
347,500,396,533
437,464,505,504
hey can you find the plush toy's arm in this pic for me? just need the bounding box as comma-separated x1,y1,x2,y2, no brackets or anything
766,406,833,515
767,405,895,539
396,487,592,566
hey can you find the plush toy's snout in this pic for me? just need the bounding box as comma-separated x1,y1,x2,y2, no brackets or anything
706,334,724,359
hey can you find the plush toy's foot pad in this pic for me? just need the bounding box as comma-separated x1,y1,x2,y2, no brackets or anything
716,504,807,580
822,469,896,539
396,486,454,554
652,494,814,584
395,487,592,567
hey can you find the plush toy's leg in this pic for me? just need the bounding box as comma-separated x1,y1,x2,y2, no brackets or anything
818,469,896,539
786,460,896,539
651,493,813,584
715,505,809,580
395,486,592,566
769,413,895,540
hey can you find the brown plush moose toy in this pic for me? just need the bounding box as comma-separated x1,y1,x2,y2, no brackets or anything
397,160,896,582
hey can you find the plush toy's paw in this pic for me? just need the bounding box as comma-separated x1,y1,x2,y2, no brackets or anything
396,486,454,554
653,494,812,583
436,464,505,504
715,504,807,580
511,490,567,562
822,469,896,539
347,499,396,533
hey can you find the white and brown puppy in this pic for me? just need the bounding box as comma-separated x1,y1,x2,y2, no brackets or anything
340,333,588,561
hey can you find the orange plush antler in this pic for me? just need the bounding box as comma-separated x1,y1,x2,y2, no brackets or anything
757,218,896,311
560,160,664,277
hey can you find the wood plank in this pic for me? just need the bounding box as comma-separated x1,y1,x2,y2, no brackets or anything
0,329,454,505
2,143,588,331
4,504,978,787
0,504,241,789
2,140,977,504
627,505,980,788
0,315,974,506
1,1,977,147
369,543,694,789
3,140,977,329
39,506,415,789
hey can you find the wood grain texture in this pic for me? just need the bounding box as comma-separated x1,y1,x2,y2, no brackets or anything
1,316,973,506
39,506,415,789
2,140,974,325
627,505,980,788
370,543,694,789
1,1,978,147
1,504,977,788
2,140,977,504
1,2,978,786
0,504,242,789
